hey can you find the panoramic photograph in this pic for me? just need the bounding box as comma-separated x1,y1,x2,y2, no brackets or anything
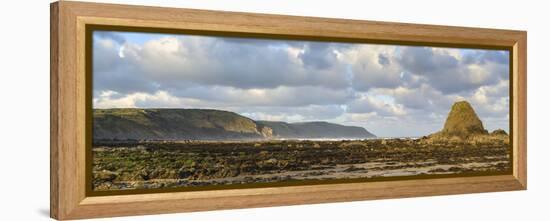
91,30,511,191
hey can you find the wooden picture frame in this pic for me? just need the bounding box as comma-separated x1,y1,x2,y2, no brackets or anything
50,1,527,220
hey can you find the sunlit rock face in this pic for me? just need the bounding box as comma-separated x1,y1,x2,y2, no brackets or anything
440,101,488,137
423,101,508,144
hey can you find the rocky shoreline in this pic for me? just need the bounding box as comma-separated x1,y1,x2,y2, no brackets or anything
92,138,510,191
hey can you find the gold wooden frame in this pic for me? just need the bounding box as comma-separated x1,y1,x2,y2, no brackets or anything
50,1,527,220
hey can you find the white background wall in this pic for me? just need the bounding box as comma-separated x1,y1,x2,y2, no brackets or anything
0,0,547,220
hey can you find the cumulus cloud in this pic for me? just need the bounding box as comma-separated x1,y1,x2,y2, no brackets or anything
346,93,406,116
240,105,346,123
101,35,351,92
340,44,404,91
93,90,183,108
168,85,354,107
92,31,510,137
298,42,340,69
463,50,509,65
398,47,508,94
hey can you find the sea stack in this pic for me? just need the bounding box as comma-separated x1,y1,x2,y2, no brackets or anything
425,100,509,144
440,101,488,137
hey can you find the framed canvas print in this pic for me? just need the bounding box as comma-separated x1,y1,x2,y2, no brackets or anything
50,1,527,220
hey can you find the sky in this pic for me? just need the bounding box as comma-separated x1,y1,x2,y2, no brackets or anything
92,31,510,137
